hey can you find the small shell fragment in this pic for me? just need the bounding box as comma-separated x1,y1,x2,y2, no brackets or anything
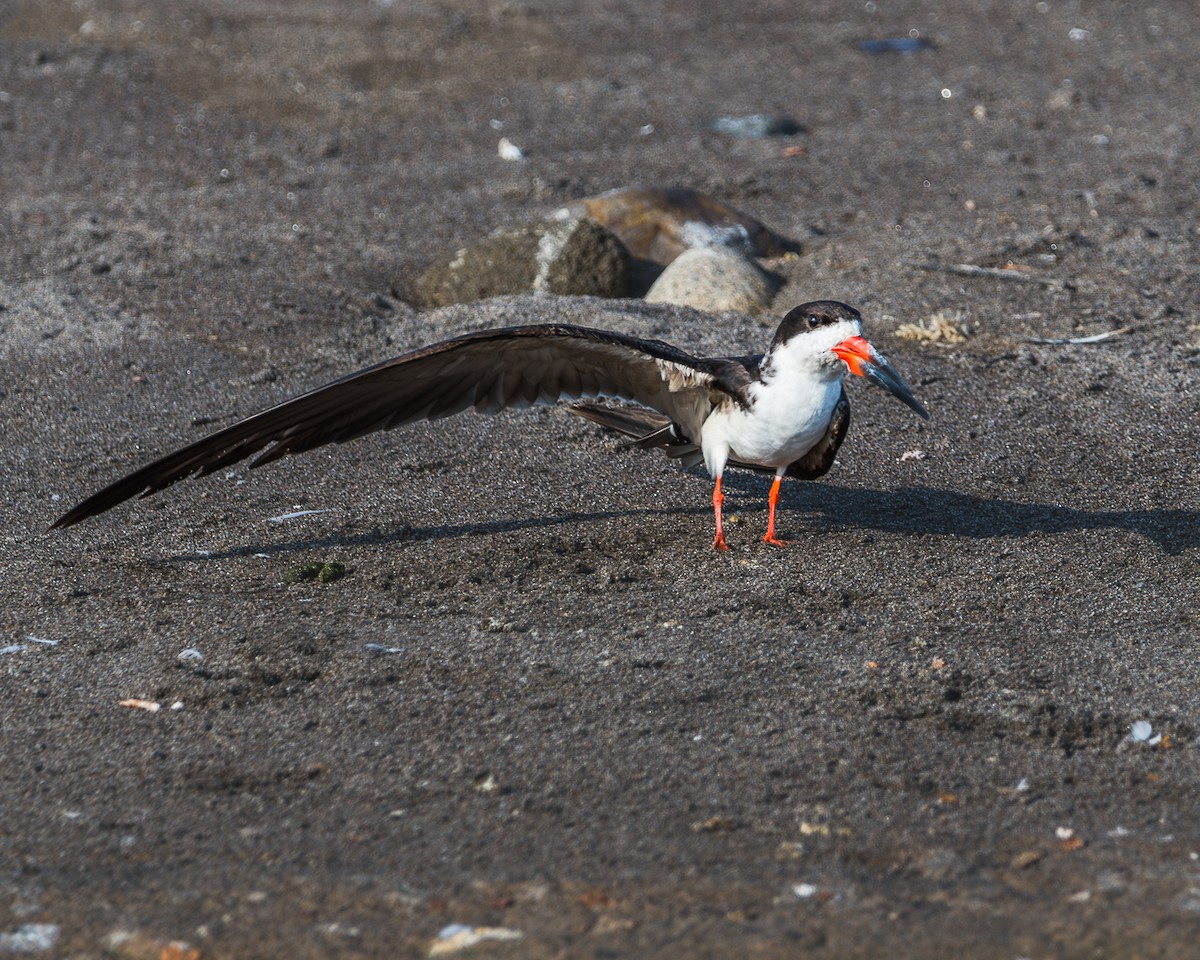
497,138,525,161
429,925,523,956
119,698,162,713
269,507,337,523
1129,719,1162,745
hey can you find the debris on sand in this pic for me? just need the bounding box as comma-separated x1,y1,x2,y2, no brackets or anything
707,114,804,139
118,699,162,713
855,36,935,55
1061,835,1086,852
910,260,1071,289
2,635,58,656
497,137,525,161
691,814,737,833
284,560,347,585
474,773,501,794
1025,326,1132,345
1130,719,1166,747
102,929,200,960
0,923,60,953
428,924,523,956
268,507,339,523
895,309,969,344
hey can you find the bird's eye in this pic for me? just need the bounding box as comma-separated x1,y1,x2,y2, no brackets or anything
807,315,820,328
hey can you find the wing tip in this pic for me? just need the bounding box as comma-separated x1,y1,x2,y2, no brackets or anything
49,506,88,530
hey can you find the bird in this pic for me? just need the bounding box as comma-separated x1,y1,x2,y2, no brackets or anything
52,300,929,549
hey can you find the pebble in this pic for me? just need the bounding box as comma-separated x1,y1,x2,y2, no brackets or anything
644,246,779,314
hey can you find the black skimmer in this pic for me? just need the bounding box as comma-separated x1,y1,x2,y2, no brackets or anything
52,300,929,548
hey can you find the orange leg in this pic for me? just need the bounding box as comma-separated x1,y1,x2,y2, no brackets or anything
763,474,795,547
711,475,729,551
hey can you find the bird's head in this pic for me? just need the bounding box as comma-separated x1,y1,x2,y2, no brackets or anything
775,301,930,419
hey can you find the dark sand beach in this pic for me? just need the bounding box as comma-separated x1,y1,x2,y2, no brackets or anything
2,2,1199,956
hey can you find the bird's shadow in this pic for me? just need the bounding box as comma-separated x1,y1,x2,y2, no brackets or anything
784,482,1198,555
165,479,1198,561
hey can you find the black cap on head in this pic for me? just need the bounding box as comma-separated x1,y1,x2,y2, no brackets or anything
772,300,862,349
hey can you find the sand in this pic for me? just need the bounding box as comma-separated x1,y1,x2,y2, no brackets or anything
2,1,1199,956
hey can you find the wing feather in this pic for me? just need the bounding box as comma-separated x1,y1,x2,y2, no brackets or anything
53,323,752,527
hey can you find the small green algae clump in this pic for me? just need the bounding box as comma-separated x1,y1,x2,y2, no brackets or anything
284,560,347,585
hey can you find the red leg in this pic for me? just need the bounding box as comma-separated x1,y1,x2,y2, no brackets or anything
763,474,794,547
711,475,729,551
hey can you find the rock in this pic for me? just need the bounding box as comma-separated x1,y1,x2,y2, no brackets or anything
567,186,797,263
415,216,629,308
559,185,799,294
644,246,780,314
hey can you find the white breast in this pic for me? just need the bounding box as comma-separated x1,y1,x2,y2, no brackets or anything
698,316,858,476
709,375,843,469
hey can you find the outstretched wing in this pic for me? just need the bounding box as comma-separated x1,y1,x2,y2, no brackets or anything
53,323,753,528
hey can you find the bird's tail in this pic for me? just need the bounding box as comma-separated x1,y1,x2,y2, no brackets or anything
568,402,705,468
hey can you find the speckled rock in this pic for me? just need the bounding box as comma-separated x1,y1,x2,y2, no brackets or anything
414,216,629,308
643,246,780,314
